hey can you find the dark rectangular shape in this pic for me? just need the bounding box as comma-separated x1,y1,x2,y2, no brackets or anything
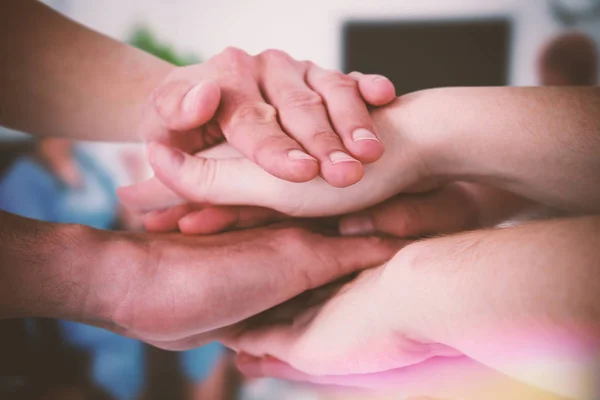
343,18,512,95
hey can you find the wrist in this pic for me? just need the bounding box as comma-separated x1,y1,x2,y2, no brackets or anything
0,216,103,320
80,228,150,330
127,52,176,142
373,88,465,192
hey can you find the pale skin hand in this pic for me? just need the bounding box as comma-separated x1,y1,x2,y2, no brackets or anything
0,210,402,350
120,86,600,228
137,182,542,237
226,216,600,399
118,102,434,217
0,1,396,188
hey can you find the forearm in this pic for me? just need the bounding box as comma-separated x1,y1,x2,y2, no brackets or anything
0,211,113,322
384,216,600,398
0,1,174,141
386,87,600,213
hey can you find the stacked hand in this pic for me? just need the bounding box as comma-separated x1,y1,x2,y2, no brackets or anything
117,46,598,400
136,47,395,188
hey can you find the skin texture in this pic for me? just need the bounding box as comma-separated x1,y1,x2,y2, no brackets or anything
0,0,396,188
121,86,600,231
227,215,600,399
0,0,402,348
0,210,403,350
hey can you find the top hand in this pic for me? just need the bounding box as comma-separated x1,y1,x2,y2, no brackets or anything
119,100,438,218
140,47,396,188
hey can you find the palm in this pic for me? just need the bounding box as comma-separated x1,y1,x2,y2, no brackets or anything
229,267,445,376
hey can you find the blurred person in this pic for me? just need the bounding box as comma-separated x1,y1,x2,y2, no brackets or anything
538,32,598,86
0,137,145,400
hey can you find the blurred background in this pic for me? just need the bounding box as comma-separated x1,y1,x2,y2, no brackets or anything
0,0,598,399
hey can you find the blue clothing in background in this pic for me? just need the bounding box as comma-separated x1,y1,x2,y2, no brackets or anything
0,150,118,229
0,150,223,400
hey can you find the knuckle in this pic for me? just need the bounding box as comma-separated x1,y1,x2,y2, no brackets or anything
279,227,313,245
251,135,291,162
301,60,315,69
282,90,323,109
259,48,292,63
321,71,358,91
220,46,249,62
311,129,341,145
231,102,277,125
218,47,252,74
180,158,218,199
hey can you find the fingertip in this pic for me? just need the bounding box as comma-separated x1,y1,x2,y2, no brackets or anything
178,207,238,235
154,79,221,131
347,135,384,164
183,80,221,122
360,75,397,106
320,156,364,188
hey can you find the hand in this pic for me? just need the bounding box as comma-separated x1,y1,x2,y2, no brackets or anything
83,224,403,351
119,101,439,218
140,47,396,187
34,138,82,187
217,265,461,377
235,355,559,400
222,217,600,399
338,182,539,237
135,182,537,237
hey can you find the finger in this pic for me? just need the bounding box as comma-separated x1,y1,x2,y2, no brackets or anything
215,49,319,183
147,142,301,212
339,185,478,238
236,355,554,400
143,204,198,233
150,80,221,132
348,71,397,106
117,176,185,213
178,206,285,235
307,66,384,164
259,52,364,187
138,80,222,152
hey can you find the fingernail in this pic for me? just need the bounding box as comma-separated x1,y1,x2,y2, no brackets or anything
288,149,317,161
148,142,184,170
339,216,375,236
329,151,359,165
183,82,207,113
372,75,389,83
352,128,379,142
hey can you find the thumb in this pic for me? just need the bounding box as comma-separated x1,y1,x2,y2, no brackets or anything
152,79,221,131
147,142,280,209
138,80,221,144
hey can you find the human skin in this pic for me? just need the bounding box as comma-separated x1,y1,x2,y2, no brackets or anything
121,86,600,229
0,0,396,188
227,215,600,400
0,210,403,350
